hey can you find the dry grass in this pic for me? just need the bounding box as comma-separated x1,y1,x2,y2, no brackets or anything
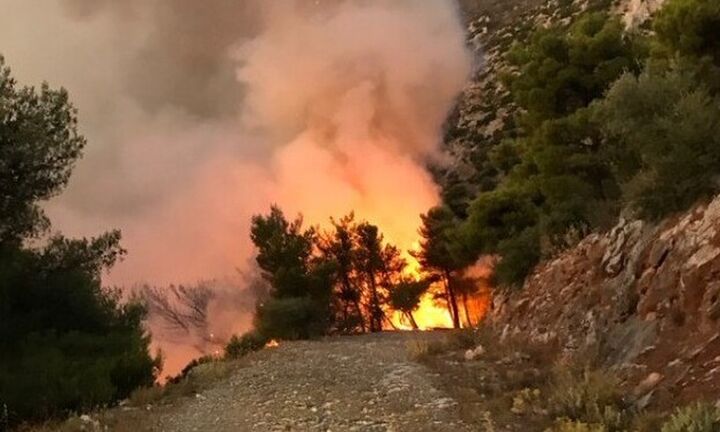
659,402,720,432
127,385,164,408
546,367,631,431
405,338,448,361
415,324,720,432
405,327,486,361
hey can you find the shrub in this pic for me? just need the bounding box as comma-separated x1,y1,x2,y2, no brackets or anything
546,419,607,432
506,12,642,126
405,339,448,361
166,355,215,385
547,368,631,431
255,296,329,340
595,68,720,219
654,0,720,64
0,239,159,424
224,332,268,359
660,402,720,432
495,227,541,287
127,385,164,408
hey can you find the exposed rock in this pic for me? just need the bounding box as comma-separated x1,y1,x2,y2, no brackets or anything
492,194,720,406
464,344,486,361
633,372,663,397
616,0,667,29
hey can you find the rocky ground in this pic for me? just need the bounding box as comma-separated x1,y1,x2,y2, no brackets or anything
492,195,720,412
156,332,472,432
50,332,474,432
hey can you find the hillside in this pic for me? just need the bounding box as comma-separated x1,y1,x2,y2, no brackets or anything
439,0,663,197
10,0,720,430
491,194,720,412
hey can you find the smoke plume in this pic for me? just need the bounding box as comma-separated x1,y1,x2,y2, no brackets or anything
0,0,471,375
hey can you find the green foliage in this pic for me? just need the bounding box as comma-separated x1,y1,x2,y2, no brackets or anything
224,332,268,359
0,57,157,424
250,207,336,339
654,0,720,64
319,214,365,333
440,172,475,219
660,402,720,432
0,56,86,244
250,206,317,299
506,13,642,127
167,355,215,385
354,222,404,332
461,186,540,286
414,206,470,273
595,68,720,218
414,206,472,327
255,296,330,340
0,239,159,423
388,279,431,329
454,12,646,287
494,226,541,286
318,214,406,333
251,206,410,337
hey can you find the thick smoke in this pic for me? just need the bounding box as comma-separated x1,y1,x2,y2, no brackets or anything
0,0,471,375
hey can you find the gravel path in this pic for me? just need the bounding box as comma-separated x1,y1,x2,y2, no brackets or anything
155,332,472,431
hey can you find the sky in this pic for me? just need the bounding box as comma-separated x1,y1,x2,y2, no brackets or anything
0,0,472,374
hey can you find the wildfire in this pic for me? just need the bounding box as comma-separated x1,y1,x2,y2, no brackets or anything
389,250,493,331
392,294,454,330
265,339,280,348
388,248,454,330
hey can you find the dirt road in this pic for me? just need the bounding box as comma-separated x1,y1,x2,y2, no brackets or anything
153,332,472,432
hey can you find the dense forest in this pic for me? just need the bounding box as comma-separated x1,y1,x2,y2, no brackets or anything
2,0,720,427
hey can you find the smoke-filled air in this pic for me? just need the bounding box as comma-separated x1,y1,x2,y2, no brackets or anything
0,0,471,376
8,0,720,427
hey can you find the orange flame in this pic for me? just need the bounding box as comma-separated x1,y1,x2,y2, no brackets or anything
265,339,280,348
389,250,492,331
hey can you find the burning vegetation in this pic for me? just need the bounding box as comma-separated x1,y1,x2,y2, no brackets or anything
244,205,491,342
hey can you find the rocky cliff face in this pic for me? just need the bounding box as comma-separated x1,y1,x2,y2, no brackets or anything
442,0,666,195
491,196,720,408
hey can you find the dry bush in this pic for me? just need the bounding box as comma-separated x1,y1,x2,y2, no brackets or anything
445,327,481,350
660,402,720,432
545,418,607,432
127,385,164,408
632,411,667,432
547,367,631,432
405,338,449,361
225,331,267,359
163,359,237,402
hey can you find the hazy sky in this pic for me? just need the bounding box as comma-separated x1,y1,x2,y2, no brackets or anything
1,0,471,287
1,0,472,375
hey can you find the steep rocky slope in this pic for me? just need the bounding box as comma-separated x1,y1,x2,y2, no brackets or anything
491,196,720,409
452,0,717,411
441,0,665,196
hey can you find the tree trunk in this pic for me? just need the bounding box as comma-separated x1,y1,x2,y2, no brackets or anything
342,275,366,333
462,292,472,327
407,312,419,330
367,273,383,332
352,298,366,333
443,270,461,329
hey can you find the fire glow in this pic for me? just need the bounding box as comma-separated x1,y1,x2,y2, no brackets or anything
6,0,475,375
390,252,493,331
